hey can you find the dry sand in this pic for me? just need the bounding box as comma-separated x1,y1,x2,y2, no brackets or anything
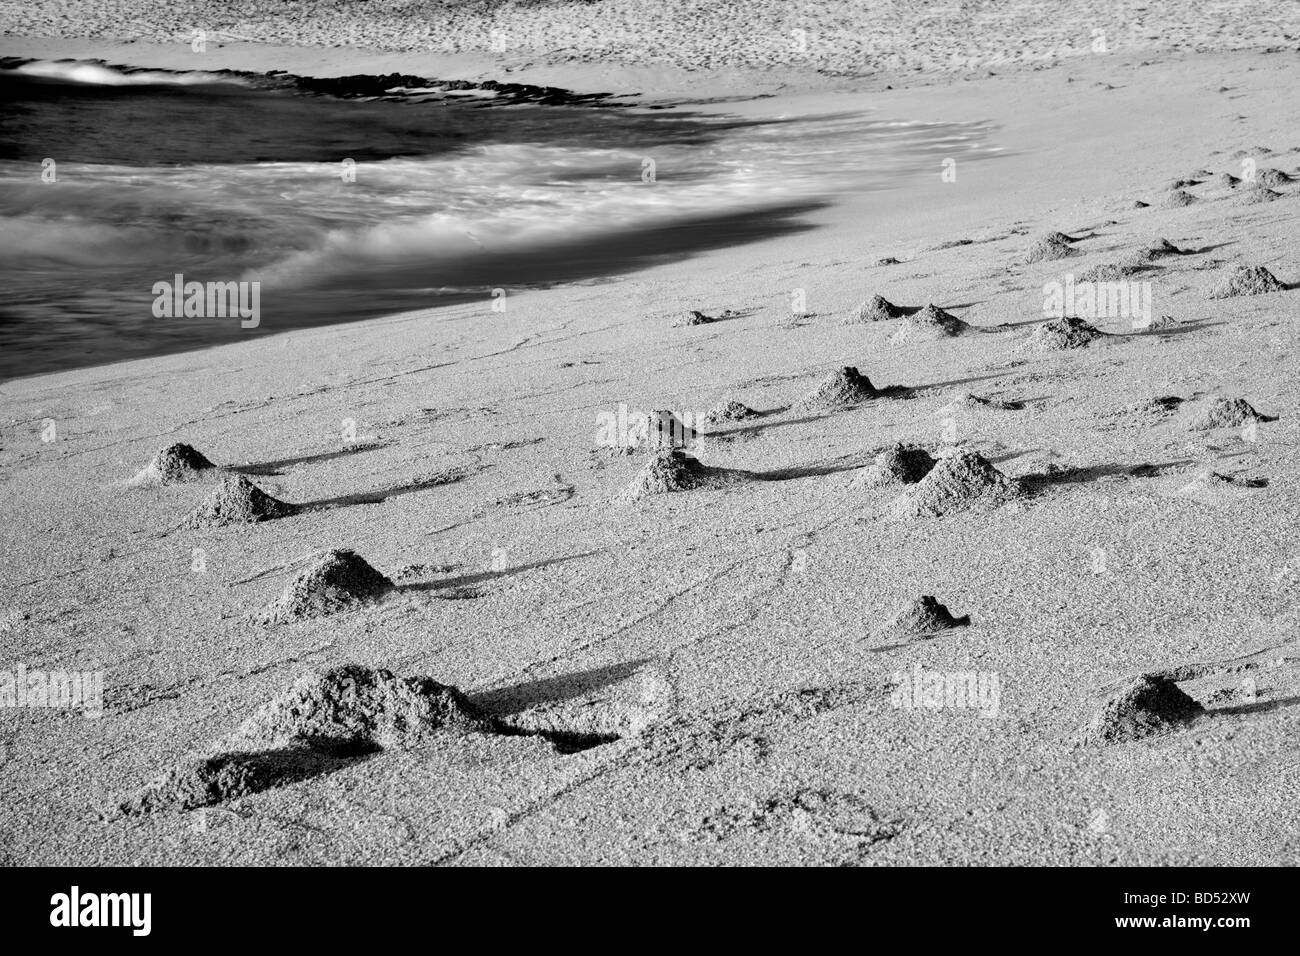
2,3,1300,866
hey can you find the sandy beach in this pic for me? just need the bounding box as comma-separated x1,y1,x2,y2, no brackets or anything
1,2,1299,867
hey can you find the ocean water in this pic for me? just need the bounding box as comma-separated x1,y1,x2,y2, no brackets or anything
0,59,1003,380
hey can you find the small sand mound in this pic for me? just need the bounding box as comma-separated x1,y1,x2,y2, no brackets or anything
1233,185,1282,206
130,443,216,486
1208,265,1287,298
1255,168,1294,187
1025,232,1078,262
1174,468,1267,503
872,595,971,642
875,256,901,266
1078,674,1203,745
680,310,716,326
1211,172,1241,189
856,444,936,488
1161,189,1196,208
643,409,696,450
1132,238,1184,262
849,294,910,323
891,451,1023,519
1028,316,1104,350
1165,177,1202,189
1077,262,1142,282
621,448,730,501
258,549,394,624
1179,395,1274,431
1134,314,1181,331
184,475,298,528
891,303,971,341
113,666,486,816
703,399,760,425
799,366,879,409
946,392,1023,411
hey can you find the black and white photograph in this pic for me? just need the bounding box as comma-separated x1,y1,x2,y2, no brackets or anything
0,0,1295,922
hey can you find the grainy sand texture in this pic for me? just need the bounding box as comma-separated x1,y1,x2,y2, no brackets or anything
1,1,1299,867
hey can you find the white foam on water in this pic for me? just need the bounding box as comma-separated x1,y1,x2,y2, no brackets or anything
10,59,243,87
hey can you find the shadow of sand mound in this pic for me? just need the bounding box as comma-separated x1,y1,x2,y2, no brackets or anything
231,441,388,476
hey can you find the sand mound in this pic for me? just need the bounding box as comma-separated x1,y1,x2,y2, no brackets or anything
1132,238,1185,262
1024,232,1078,262
1255,168,1295,187
891,304,971,341
1162,189,1197,208
184,475,298,528
233,665,485,752
799,366,879,409
1134,314,1181,331
871,595,971,642
643,409,696,451
680,310,716,326
946,392,1023,411
1208,265,1287,298
1211,172,1241,189
1165,177,1202,190
130,443,216,486
891,451,1023,518
856,444,937,488
1078,674,1203,745
852,442,935,486
1028,316,1104,350
1179,395,1274,430
114,666,486,815
258,549,394,624
1077,262,1143,282
621,448,731,501
1174,468,1267,503
703,399,759,425
1233,185,1282,205
849,294,909,323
